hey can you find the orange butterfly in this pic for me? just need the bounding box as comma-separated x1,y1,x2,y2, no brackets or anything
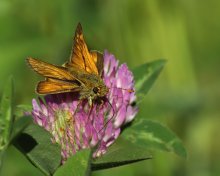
27,23,109,106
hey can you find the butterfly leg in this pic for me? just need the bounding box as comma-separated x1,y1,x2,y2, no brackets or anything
73,100,83,117
97,98,115,134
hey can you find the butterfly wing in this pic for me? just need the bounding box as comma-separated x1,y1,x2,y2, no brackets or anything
90,50,104,76
27,57,80,81
27,57,83,94
64,23,104,76
37,78,81,94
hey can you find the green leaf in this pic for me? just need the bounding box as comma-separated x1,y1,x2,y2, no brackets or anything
54,149,91,176
92,138,152,170
121,119,187,158
15,104,33,117
10,116,32,142
13,123,61,175
16,104,33,112
0,150,3,169
133,60,166,103
0,76,14,150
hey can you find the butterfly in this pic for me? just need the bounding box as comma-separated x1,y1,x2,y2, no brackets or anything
27,23,109,106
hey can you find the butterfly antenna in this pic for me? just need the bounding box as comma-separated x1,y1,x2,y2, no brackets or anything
110,86,134,93
73,100,82,117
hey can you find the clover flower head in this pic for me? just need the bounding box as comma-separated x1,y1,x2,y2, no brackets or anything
31,50,138,162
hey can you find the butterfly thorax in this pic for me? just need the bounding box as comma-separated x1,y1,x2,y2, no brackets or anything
72,71,109,104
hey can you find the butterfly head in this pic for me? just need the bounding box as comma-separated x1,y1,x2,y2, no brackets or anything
86,82,109,106
92,83,109,98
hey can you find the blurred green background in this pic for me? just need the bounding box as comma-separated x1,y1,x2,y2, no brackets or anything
1,0,220,175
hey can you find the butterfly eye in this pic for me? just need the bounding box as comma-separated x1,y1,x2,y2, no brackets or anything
93,87,99,94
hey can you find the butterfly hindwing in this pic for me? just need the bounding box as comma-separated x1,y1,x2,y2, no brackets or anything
37,78,81,94
90,50,104,76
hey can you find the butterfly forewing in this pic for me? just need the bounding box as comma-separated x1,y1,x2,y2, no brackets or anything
27,57,83,94
27,57,77,81
65,23,102,75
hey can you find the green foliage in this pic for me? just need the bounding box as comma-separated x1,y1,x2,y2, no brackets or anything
10,116,32,142
13,123,61,176
92,138,151,170
121,119,186,158
133,60,166,103
0,76,14,168
54,149,91,176
0,76,14,150
15,104,33,117
126,60,186,157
